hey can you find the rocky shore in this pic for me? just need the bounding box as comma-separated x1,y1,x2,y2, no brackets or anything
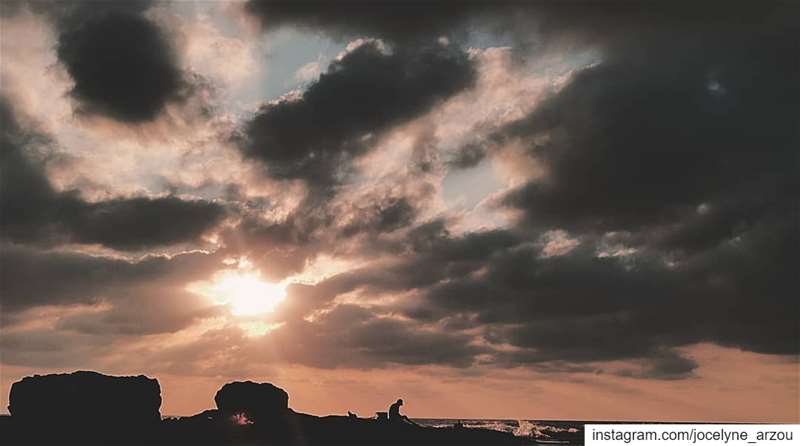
2,371,534,445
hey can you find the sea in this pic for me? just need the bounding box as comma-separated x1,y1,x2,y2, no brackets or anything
414,419,584,444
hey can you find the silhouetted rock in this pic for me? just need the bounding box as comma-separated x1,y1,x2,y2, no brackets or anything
8,370,161,427
214,381,289,422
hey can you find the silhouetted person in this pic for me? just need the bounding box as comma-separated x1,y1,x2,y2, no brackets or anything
388,398,414,424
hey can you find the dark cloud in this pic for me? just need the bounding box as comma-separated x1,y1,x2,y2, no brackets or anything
221,190,430,281
503,47,798,233
7,0,187,122
244,0,497,42
476,9,800,374
610,349,698,380
0,244,220,314
56,10,186,122
133,301,488,371
301,223,522,301
289,213,797,377
205,214,790,376
497,7,799,253
0,246,225,373
461,224,794,357
118,300,488,373
269,304,487,368
243,1,786,49
338,196,416,237
239,40,475,191
70,197,226,250
255,3,800,372
636,350,698,381
0,244,223,365
0,98,225,250
0,99,69,244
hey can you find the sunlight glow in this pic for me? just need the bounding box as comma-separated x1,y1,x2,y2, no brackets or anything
216,272,286,316
240,320,284,337
190,270,287,316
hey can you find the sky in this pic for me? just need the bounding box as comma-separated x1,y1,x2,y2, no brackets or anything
0,0,798,421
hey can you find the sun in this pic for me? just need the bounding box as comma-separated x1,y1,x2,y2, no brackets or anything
191,270,287,316
215,272,287,316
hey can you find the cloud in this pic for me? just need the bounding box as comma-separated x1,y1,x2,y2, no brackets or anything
6,1,215,125
238,39,476,193
2,1,189,123
466,6,800,372
268,220,521,299
268,304,487,369
633,350,698,381
56,288,222,336
501,38,798,238
244,0,496,42
0,245,225,373
176,7,260,89
0,243,220,315
69,197,226,251
243,1,785,50
221,191,422,281
56,9,186,122
489,4,798,256
338,196,416,238
0,98,225,250
287,215,797,374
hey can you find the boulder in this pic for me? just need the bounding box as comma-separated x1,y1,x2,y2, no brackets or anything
8,370,161,426
214,381,289,421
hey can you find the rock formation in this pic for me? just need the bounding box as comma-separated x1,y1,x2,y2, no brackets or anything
214,381,289,421
8,370,161,426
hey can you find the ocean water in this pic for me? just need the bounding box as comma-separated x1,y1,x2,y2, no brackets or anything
414,419,583,443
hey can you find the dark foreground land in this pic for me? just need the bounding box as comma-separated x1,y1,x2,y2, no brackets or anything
1,371,542,446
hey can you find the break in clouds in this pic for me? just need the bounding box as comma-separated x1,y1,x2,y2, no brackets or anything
1,0,797,402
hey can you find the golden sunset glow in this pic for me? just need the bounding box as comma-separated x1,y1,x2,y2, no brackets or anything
190,271,287,316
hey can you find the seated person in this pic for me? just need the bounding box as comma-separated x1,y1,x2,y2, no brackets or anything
388,399,413,424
